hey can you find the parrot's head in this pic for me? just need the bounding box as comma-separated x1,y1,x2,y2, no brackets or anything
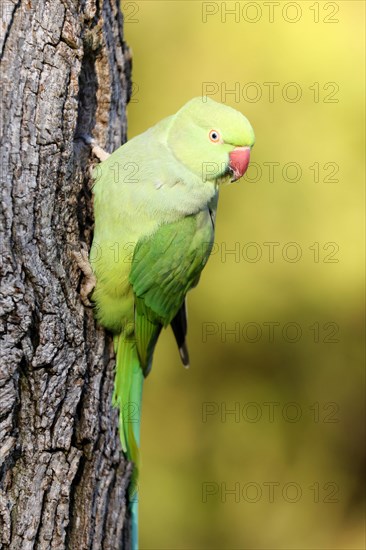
168,97,255,183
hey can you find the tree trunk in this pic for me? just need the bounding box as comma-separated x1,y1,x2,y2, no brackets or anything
0,1,132,548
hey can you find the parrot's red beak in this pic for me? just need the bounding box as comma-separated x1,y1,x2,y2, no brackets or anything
228,146,251,182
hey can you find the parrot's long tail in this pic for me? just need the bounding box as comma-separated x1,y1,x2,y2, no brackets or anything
113,334,143,550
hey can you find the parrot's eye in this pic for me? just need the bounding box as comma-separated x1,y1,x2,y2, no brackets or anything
209,130,221,143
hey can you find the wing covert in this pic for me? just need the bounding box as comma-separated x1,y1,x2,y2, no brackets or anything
129,212,214,327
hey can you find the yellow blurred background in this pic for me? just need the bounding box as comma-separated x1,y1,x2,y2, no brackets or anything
121,1,365,548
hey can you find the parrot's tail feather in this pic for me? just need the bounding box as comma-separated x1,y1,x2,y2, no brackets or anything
112,334,143,549
178,342,190,368
170,301,190,367
130,495,139,550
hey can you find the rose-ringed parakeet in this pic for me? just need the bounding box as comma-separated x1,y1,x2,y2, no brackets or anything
88,97,254,548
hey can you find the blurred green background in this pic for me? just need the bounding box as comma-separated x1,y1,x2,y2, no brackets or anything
121,1,365,548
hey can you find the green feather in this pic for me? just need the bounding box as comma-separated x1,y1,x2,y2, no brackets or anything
112,334,143,489
130,212,214,326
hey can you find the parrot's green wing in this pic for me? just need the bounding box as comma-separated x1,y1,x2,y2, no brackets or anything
129,211,214,371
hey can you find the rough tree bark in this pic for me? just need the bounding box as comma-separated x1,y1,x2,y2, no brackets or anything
0,1,133,548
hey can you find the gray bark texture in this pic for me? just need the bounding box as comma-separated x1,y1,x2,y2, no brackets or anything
0,1,133,548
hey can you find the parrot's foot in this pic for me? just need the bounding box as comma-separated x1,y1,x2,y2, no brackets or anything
77,134,110,162
91,142,110,162
72,243,96,307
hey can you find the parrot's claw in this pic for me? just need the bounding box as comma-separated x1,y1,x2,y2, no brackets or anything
72,243,96,307
76,134,111,162
91,142,110,162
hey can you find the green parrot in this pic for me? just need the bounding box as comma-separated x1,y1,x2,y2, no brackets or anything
89,97,254,548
